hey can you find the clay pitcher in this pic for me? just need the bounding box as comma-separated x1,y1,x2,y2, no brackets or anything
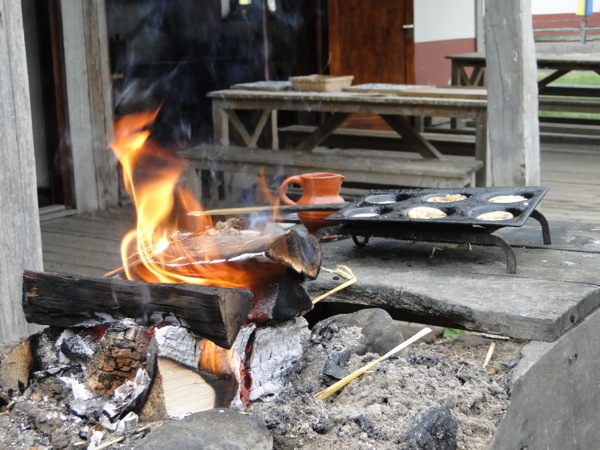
279,172,345,234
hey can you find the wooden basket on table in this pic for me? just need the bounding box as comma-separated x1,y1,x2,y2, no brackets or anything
289,74,354,92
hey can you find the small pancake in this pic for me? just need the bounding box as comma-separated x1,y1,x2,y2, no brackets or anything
476,211,514,221
373,200,395,204
427,194,467,203
407,206,447,219
351,212,379,218
488,195,527,204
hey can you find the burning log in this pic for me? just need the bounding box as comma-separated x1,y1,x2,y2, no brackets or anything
22,270,252,349
162,227,321,281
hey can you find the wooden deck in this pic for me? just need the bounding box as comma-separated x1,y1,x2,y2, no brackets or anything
41,142,600,278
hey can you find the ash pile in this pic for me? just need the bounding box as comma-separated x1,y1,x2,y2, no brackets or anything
0,304,521,449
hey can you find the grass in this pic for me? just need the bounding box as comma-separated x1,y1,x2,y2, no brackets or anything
537,70,600,120
538,69,600,85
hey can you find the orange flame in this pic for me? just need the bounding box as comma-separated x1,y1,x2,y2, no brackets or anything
110,111,288,373
110,110,280,290
199,340,234,376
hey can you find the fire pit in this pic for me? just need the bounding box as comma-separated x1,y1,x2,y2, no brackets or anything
4,102,599,449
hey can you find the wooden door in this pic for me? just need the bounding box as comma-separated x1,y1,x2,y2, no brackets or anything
328,0,414,128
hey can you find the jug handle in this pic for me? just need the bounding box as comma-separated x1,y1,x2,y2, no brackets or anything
279,175,303,206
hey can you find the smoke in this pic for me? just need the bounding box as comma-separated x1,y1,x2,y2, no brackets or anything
107,0,318,148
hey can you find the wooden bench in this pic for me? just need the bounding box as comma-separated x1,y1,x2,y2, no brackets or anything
182,144,483,201
278,125,477,156
539,95,600,115
539,84,600,98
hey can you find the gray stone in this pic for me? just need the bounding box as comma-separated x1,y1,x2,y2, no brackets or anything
133,408,272,450
313,308,404,356
490,306,600,449
308,220,600,342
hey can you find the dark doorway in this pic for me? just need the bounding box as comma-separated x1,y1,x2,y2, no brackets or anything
24,0,73,209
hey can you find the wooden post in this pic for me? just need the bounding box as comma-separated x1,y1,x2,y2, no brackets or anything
60,0,118,211
0,0,44,342
485,0,540,186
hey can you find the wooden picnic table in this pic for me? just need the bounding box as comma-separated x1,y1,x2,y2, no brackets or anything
206,84,488,186
447,51,600,97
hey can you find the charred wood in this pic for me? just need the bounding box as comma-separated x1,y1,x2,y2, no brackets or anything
85,322,154,396
22,270,252,349
265,230,321,280
246,270,314,325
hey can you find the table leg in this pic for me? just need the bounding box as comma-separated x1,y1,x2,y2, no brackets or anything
227,111,252,145
451,61,463,86
471,66,486,86
452,62,486,87
380,114,446,160
474,110,488,187
537,69,570,91
248,110,272,147
295,112,351,152
212,101,229,146
270,110,279,149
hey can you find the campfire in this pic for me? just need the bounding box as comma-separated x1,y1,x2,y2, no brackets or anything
18,109,332,424
3,110,523,449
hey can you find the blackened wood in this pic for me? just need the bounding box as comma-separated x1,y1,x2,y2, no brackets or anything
246,270,313,326
266,230,321,280
22,271,252,349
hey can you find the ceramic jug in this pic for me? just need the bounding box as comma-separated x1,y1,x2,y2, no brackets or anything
279,172,345,234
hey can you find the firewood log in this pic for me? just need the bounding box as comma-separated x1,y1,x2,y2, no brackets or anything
22,271,252,349
110,225,321,282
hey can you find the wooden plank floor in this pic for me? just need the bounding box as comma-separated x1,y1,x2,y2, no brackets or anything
41,207,136,278
537,143,600,223
41,143,600,278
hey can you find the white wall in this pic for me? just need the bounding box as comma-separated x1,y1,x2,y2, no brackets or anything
415,0,476,43
532,0,600,15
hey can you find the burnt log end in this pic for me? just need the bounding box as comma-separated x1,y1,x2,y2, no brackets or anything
22,271,253,349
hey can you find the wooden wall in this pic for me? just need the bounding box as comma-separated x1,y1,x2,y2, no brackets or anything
0,0,44,342
61,0,118,212
485,0,540,186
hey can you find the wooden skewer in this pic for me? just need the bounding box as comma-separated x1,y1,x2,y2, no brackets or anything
105,203,347,278
483,341,496,368
188,205,275,216
314,327,433,401
187,203,347,217
92,436,125,450
312,265,357,304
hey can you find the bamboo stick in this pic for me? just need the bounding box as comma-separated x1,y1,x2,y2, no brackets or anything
312,265,356,304
483,341,496,368
187,203,347,217
315,327,433,400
